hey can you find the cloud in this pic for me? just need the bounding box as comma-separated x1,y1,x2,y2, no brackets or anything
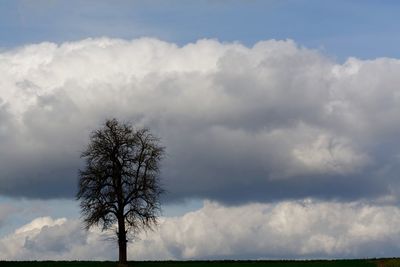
143,201,400,260
0,216,115,260
1,200,400,260
1,38,400,203
0,204,18,228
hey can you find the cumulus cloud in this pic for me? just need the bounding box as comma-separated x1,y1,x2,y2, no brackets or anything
0,216,115,260
0,37,400,203
1,201,400,260
143,201,400,259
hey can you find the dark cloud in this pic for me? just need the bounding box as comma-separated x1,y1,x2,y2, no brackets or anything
0,38,400,204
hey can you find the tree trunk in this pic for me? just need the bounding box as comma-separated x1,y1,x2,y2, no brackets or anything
118,216,127,265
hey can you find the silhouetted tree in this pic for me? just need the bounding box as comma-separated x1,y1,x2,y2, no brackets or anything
77,118,164,265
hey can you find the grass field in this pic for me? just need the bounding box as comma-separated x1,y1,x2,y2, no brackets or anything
1,259,400,267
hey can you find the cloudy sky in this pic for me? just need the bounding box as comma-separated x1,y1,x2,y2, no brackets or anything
1,0,400,261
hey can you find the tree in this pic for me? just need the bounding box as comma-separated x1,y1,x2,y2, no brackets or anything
77,118,164,265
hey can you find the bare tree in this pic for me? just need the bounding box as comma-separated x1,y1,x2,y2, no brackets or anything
77,118,164,265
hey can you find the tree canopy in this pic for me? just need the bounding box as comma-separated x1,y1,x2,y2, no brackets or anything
77,118,164,264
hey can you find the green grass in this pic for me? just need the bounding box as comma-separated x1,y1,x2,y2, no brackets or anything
376,259,400,267
0,259,392,267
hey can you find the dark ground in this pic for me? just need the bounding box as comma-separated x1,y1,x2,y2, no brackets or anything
1,259,399,267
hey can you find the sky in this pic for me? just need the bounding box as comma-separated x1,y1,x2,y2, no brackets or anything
1,0,400,261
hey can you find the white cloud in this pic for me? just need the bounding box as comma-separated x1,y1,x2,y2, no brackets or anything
0,37,400,203
146,201,400,259
292,133,369,175
1,201,400,260
14,216,66,234
0,216,115,260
